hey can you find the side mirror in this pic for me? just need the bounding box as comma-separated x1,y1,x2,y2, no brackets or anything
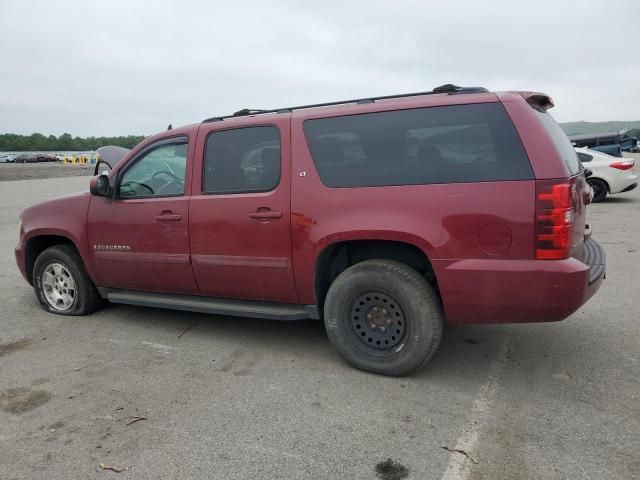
93,159,112,176
90,174,111,197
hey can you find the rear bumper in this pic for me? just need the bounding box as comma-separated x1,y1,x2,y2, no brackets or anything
610,173,638,194
436,239,606,324
582,237,605,284
620,182,637,193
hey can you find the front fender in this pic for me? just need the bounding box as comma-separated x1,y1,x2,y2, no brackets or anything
19,193,96,283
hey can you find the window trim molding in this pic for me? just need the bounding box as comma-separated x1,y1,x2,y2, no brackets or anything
116,136,189,200
201,124,282,196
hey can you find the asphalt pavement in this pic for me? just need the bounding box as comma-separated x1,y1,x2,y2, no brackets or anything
0,171,638,479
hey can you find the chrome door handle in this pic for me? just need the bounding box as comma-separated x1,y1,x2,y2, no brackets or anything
155,212,182,221
249,210,282,220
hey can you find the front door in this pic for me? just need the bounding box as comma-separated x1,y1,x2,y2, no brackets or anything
87,136,198,294
189,118,297,303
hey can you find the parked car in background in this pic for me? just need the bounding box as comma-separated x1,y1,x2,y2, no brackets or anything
620,135,639,152
14,154,37,163
14,154,58,163
576,147,637,202
0,153,16,163
569,131,639,157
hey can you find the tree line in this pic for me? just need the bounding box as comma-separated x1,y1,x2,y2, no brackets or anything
3,129,638,153
0,133,146,151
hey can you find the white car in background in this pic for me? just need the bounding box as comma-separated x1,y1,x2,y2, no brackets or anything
576,147,637,202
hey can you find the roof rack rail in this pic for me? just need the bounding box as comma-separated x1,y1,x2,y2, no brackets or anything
202,84,489,123
432,83,487,94
233,108,268,117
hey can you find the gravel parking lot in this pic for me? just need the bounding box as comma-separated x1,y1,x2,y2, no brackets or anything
0,163,93,182
1,166,638,479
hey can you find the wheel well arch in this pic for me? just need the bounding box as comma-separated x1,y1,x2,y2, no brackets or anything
314,239,438,308
24,235,77,284
588,176,610,192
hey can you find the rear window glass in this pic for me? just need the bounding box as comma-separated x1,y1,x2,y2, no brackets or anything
534,110,581,175
577,152,593,163
303,103,533,188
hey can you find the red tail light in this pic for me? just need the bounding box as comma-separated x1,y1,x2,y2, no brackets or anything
609,161,634,170
536,181,574,260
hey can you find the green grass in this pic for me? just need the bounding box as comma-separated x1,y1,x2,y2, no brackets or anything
560,121,640,136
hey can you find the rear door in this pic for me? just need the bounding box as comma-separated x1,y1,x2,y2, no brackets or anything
189,117,297,303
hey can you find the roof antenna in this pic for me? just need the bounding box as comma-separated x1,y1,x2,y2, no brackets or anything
167,124,172,130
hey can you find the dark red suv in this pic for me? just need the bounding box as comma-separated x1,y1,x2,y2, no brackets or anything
15,84,605,375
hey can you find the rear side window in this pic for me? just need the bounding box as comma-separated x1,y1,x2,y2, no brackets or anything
534,110,581,175
203,126,280,194
303,103,533,188
577,152,593,163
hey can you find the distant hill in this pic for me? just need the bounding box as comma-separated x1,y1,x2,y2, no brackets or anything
560,121,640,136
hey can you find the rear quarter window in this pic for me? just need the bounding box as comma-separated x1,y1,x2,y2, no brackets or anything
534,110,581,175
303,103,533,188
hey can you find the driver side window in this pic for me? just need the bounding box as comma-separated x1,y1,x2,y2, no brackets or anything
119,141,188,198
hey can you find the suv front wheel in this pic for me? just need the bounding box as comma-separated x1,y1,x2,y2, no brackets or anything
33,244,103,315
323,259,443,376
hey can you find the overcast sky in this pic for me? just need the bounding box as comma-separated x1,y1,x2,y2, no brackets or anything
1,0,639,137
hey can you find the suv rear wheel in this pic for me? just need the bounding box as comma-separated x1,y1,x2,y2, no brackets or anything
323,259,443,376
33,245,103,315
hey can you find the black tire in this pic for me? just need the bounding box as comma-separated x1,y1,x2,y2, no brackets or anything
323,259,443,376
33,244,103,315
588,178,608,202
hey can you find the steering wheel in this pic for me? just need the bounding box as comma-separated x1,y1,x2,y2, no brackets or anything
151,170,180,182
120,180,153,196
152,170,184,194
